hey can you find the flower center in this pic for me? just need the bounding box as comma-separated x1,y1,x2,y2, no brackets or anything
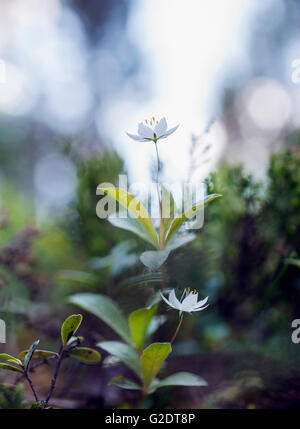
180,287,190,302
180,287,198,302
145,116,159,128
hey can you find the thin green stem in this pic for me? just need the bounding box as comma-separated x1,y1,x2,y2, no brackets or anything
161,262,166,292
154,141,161,181
154,141,166,293
154,141,162,219
170,313,184,344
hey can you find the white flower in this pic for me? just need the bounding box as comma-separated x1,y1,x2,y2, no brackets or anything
160,288,209,315
127,116,179,142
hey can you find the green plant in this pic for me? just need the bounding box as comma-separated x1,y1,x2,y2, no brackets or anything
67,118,221,407
0,314,100,408
0,383,27,409
69,293,207,406
97,118,220,277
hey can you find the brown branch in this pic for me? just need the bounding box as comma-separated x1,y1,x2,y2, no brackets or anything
24,372,39,403
42,347,65,409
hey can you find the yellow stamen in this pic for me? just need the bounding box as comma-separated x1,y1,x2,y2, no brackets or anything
153,116,155,121
145,119,148,124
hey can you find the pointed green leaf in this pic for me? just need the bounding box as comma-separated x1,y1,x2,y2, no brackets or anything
61,314,83,346
161,185,176,240
149,372,207,393
69,347,101,364
165,233,196,251
0,363,23,374
18,350,58,360
140,342,172,388
166,193,222,243
0,354,22,366
108,216,154,246
69,294,133,345
129,304,157,350
24,340,40,371
109,376,142,391
140,234,197,269
98,187,159,248
97,341,142,379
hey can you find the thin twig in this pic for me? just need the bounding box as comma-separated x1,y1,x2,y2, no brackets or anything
138,389,147,409
15,355,57,384
24,372,39,402
42,347,65,409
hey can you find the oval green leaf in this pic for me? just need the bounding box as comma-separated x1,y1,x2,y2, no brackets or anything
109,376,142,391
140,249,170,270
149,371,207,393
18,350,58,360
97,341,142,379
0,353,22,366
140,342,172,388
129,304,157,350
69,347,101,364
0,363,23,374
61,314,83,346
69,294,133,345
98,187,159,249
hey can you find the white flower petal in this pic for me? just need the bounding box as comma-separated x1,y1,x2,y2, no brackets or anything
154,117,167,138
194,296,209,309
138,123,155,139
160,291,175,309
191,293,199,306
168,289,181,309
126,133,147,142
160,124,179,139
181,291,196,311
192,304,209,312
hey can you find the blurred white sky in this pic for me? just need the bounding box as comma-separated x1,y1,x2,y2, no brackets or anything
0,0,297,196
99,0,269,183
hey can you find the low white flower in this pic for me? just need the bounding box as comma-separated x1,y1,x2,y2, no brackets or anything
127,116,179,142
160,288,209,315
